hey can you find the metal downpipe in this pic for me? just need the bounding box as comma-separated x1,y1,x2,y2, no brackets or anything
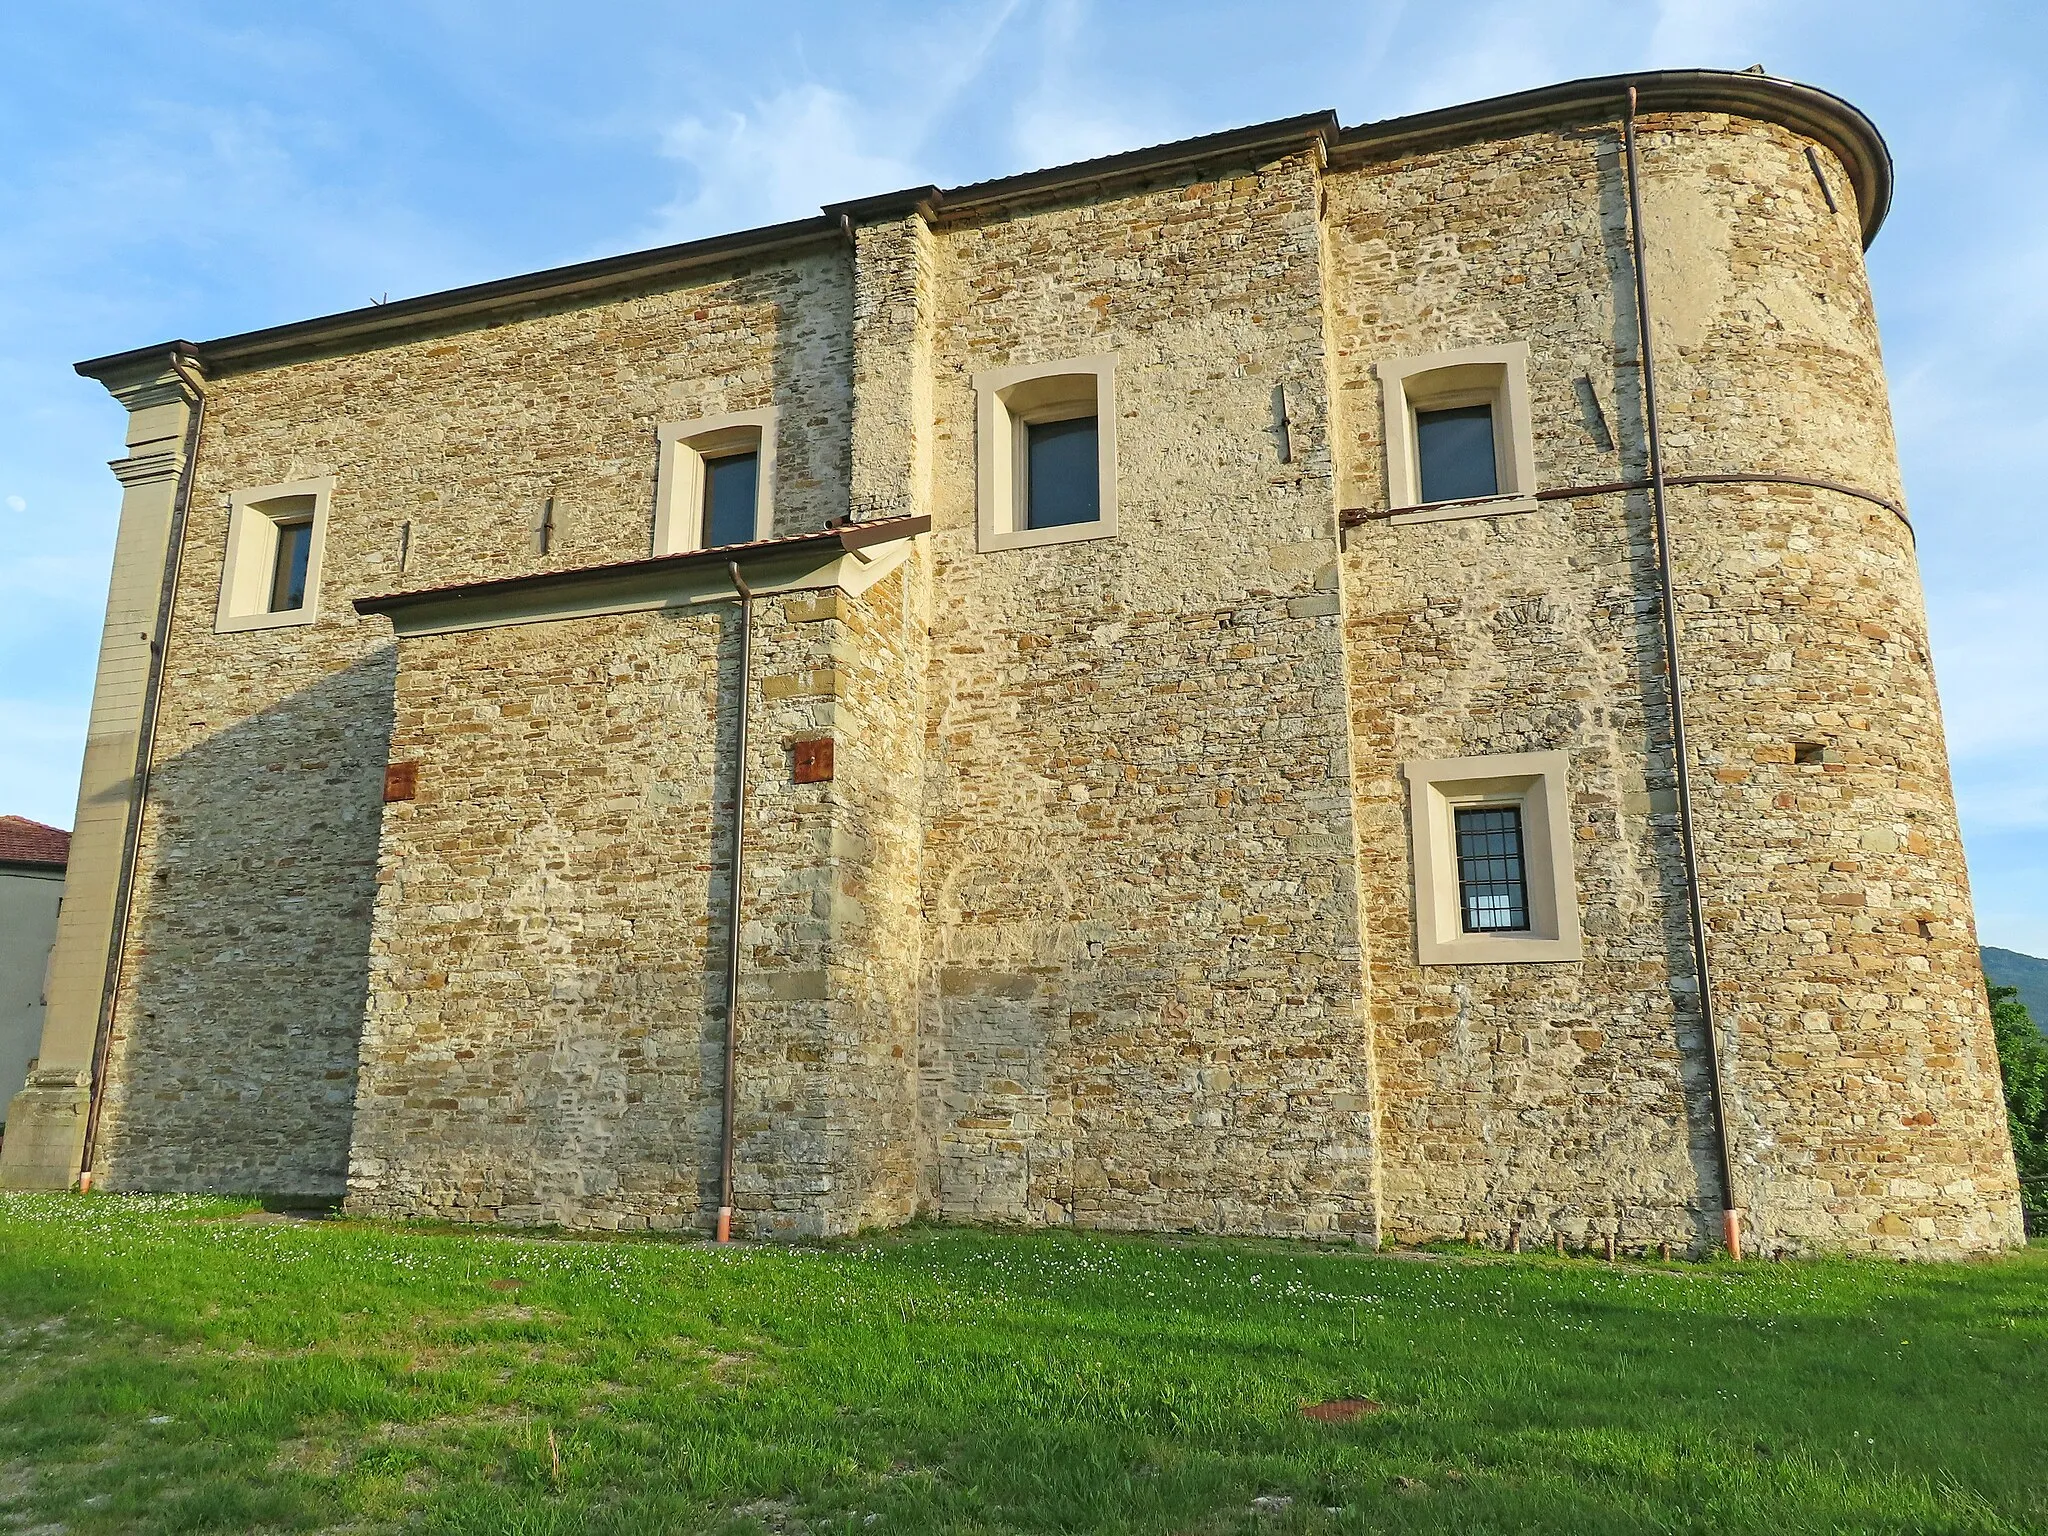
1623,86,1744,1260
716,561,755,1242
79,347,207,1192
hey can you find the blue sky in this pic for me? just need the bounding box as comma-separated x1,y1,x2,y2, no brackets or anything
1,1,2042,951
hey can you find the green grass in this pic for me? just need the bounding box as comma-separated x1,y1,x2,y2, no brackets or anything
0,1196,2042,1533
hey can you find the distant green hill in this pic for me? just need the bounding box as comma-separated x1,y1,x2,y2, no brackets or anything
1983,946,2048,1036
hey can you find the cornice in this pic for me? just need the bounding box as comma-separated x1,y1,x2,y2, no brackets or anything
75,69,1890,384
1331,69,1890,246
76,217,841,384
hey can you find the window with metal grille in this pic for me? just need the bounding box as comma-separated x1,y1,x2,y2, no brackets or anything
1454,805,1530,932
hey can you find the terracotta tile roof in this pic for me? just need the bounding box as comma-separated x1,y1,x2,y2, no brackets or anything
0,816,70,868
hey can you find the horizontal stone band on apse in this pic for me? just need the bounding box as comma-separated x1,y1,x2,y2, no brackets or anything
1343,470,1910,532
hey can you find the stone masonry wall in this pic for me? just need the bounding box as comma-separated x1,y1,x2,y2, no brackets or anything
350,557,928,1237
88,92,2020,1254
725,562,928,1238
1326,114,1713,1251
1323,108,2022,1255
96,246,855,1198
916,150,1381,1238
347,607,729,1226
1623,116,2022,1254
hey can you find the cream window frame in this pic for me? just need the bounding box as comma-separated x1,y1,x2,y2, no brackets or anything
1402,749,1583,965
1375,341,1538,525
653,406,778,556
215,475,335,633
973,355,1118,552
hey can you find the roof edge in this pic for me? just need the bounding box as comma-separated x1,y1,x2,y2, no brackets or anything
353,514,930,620
76,215,843,382
930,110,1340,217
1333,68,1891,246
74,70,1891,381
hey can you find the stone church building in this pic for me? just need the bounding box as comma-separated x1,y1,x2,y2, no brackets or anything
2,68,2024,1257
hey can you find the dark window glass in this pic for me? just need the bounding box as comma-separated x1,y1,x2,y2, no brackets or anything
1455,805,1530,933
702,451,759,548
1416,404,1498,503
1025,416,1099,529
269,519,313,612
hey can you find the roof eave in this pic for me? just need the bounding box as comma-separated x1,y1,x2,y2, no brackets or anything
73,69,1892,381
1332,68,1892,246
353,514,931,622
75,215,844,383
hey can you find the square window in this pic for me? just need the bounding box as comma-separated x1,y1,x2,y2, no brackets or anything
1417,405,1499,504
1454,805,1530,932
972,355,1118,553
1024,416,1100,529
1374,342,1537,524
1402,750,1582,964
217,479,332,633
653,408,777,556
702,450,761,549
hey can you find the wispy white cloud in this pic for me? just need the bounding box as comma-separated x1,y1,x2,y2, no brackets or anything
1005,0,1169,169
1886,204,2048,822
0,98,473,319
647,0,1027,239
651,85,923,239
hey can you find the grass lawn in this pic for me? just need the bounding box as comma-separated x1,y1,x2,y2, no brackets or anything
0,1196,2042,1534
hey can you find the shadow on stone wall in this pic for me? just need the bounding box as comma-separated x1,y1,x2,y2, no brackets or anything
97,645,397,1198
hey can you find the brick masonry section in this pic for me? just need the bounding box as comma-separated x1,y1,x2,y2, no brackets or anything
81,92,2023,1257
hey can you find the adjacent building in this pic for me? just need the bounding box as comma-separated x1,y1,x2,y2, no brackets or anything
1,69,2024,1257
0,817,67,1135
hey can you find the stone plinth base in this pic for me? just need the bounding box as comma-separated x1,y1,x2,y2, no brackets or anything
0,1071,89,1190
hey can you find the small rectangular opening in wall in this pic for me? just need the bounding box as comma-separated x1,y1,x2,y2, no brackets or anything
384,761,419,802
972,355,1118,552
1793,741,1827,766
1376,343,1536,520
1402,749,1583,964
218,478,332,632
654,409,777,556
